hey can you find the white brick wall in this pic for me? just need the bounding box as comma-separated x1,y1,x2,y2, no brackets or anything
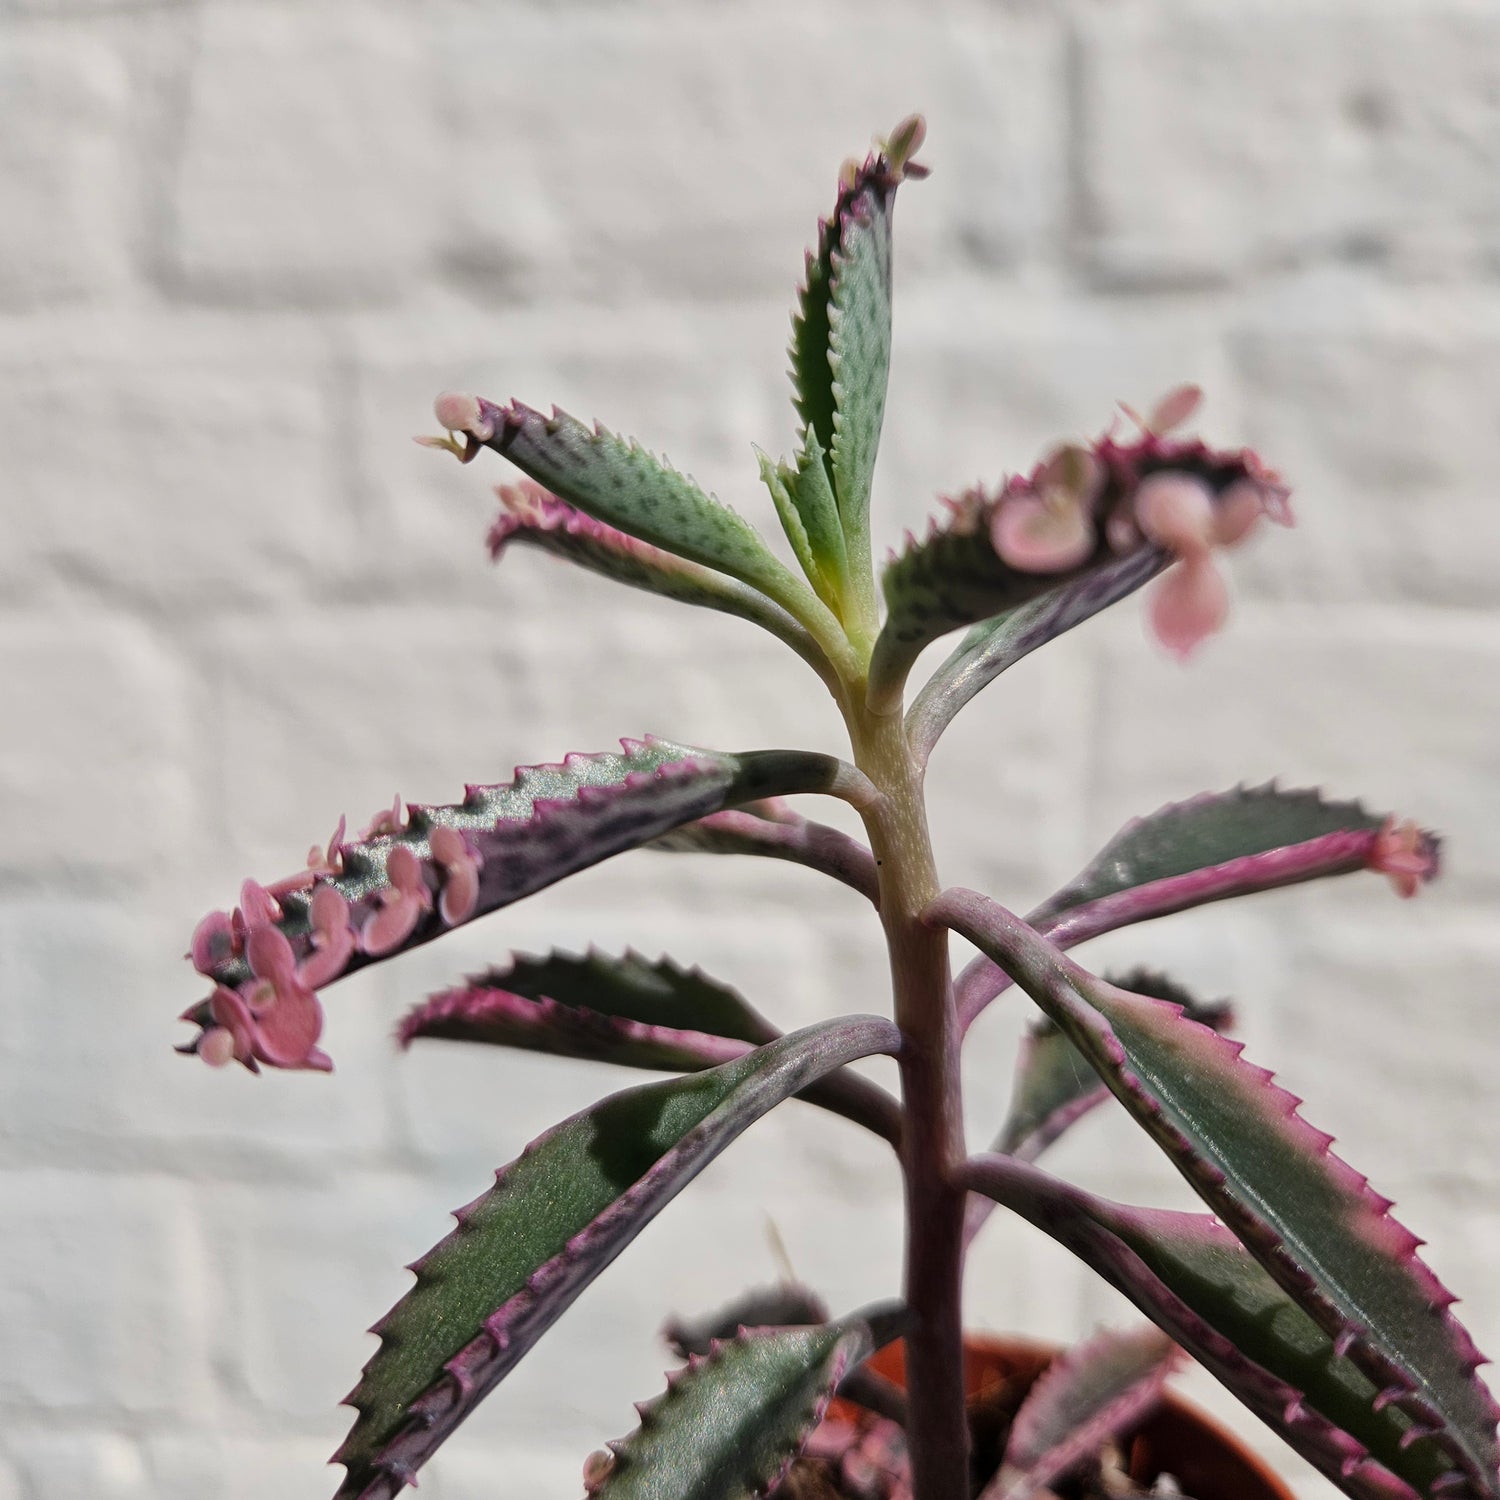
3,4,1497,1497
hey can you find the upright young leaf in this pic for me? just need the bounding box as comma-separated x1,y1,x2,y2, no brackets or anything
936,891,1500,1498
758,434,851,609
182,740,864,1071
334,1016,899,1500
590,1307,900,1500
790,117,927,587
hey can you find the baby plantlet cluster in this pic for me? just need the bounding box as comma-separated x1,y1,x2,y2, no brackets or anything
179,117,1497,1500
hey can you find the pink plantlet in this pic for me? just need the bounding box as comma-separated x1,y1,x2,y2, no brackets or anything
1118,383,1203,438
189,908,236,976
1369,818,1434,899
360,795,404,841
1147,383,1204,435
237,876,281,930
298,882,357,988
430,823,482,926
360,844,432,957
1146,539,1229,660
990,492,1095,574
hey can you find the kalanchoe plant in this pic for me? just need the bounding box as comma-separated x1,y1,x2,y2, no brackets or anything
179,116,1498,1500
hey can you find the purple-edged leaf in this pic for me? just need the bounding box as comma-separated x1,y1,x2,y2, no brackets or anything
868,428,1284,708
591,1307,901,1500
964,1154,1458,1500
1032,784,1424,925
938,892,1500,1499
648,804,879,904
452,397,811,610
907,547,1163,761
995,971,1232,1162
956,789,1438,1033
183,739,860,1071
333,1016,899,1500
663,1288,910,1429
399,948,780,1063
986,1326,1177,1500
663,1284,832,1360
790,120,924,555
488,480,829,675
400,949,904,1148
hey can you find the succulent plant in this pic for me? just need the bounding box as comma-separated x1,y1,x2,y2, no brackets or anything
178,117,1497,1500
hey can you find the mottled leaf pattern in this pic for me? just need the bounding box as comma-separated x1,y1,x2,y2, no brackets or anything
334,1017,899,1499
592,1309,898,1500
1034,785,1391,923
965,1154,1459,1500
987,1326,1177,1500
939,892,1500,1498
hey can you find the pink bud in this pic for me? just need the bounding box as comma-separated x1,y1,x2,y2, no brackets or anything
430,824,482,926
198,1027,237,1068
1369,818,1432,899
433,391,493,440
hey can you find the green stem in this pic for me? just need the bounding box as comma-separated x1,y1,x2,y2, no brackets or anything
849,697,969,1500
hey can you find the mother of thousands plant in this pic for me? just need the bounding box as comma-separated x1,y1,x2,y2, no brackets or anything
179,117,1499,1500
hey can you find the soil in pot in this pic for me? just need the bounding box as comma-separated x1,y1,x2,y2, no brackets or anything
782,1335,1295,1500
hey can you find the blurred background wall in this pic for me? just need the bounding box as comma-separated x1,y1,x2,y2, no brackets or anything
4,1,1500,1495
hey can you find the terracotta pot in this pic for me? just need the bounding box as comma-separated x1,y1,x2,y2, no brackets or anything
837,1334,1296,1500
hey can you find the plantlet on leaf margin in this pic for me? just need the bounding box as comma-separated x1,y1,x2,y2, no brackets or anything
179,116,1495,1500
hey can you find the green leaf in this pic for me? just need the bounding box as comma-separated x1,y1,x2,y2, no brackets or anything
826,188,893,532
993,1326,1178,1500
760,430,851,609
790,125,925,598
939,893,1500,1499
1035,784,1388,922
965,1154,1456,1500
425,949,776,1043
593,1308,898,1500
757,447,824,600
332,1016,899,1499
997,971,1232,1162
469,398,808,607
185,740,862,1072
490,481,829,675
906,548,1164,760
